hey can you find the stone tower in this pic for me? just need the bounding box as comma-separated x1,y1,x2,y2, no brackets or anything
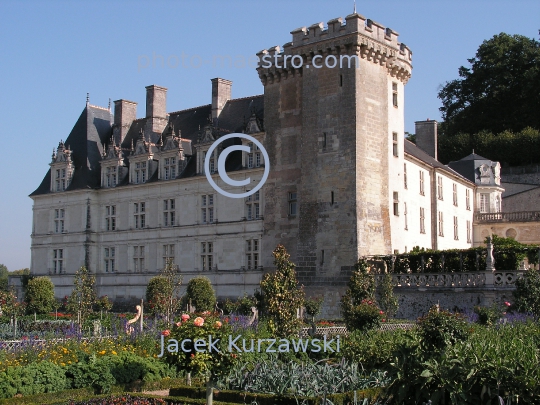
257,13,412,288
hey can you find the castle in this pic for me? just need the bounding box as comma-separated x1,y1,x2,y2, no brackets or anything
29,12,504,316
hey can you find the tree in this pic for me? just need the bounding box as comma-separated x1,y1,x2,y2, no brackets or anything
513,268,540,316
184,277,216,313
341,258,383,332
146,276,174,316
25,277,55,314
259,244,305,338
0,264,8,292
377,273,398,318
66,266,97,324
439,33,540,138
146,260,182,319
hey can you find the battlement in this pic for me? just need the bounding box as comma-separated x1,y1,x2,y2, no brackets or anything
256,13,412,86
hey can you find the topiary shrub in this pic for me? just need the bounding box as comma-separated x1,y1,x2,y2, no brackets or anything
417,305,470,350
341,258,383,332
183,276,216,313
146,276,173,317
25,276,56,315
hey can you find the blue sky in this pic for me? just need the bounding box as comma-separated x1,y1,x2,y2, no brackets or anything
0,0,538,271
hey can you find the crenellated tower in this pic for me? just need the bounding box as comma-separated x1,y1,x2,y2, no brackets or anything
258,13,412,288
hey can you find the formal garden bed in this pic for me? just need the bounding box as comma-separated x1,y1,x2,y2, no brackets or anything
3,243,540,404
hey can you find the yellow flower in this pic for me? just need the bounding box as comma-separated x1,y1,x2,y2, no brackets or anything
111,351,117,355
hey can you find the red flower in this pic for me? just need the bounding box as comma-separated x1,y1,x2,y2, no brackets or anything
190,353,195,358
504,301,511,307
215,321,222,328
379,310,384,314
194,317,204,327
162,330,170,336
181,314,190,322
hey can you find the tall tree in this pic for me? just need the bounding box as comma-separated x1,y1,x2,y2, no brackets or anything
259,245,305,338
438,33,540,137
67,266,97,325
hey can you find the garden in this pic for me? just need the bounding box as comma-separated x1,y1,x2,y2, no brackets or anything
1,242,540,404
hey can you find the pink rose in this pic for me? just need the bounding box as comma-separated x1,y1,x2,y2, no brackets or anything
161,330,170,336
215,321,222,328
181,314,190,322
379,310,384,314
175,322,182,327
202,311,210,315
504,301,511,307
194,317,204,327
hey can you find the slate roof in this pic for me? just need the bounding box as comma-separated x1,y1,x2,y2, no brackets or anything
404,140,474,185
30,105,113,196
31,95,264,196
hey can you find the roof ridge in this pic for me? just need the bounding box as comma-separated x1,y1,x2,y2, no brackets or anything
88,104,110,112
226,94,264,102
168,104,211,115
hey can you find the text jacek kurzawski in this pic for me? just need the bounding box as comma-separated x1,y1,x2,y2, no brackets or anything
157,334,340,357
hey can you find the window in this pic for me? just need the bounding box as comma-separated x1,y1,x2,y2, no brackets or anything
163,244,175,266
404,202,408,230
134,202,146,228
437,176,443,200
105,205,116,231
392,132,398,157
404,164,407,189
392,82,398,107
419,171,425,195
480,193,489,213
246,239,259,270
201,194,214,223
393,192,399,216
54,209,65,233
209,155,215,173
331,191,335,205
466,189,471,210
53,249,63,274
495,195,501,213
133,246,145,272
438,211,444,237
106,166,117,187
453,183,458,206
246,143,262,168
55,168,69,191
163,199,175,227
246,191,260,220
453,216,458,240
420,207,425,234
466,220,471,243
322,132,327,148
104,247,115,273
134,161,147,184
320,249,325,265
288,192,297,216
164,157,176,180
201,242,213,270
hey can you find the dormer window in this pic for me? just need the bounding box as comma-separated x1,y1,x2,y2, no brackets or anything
246,142,263,169
105,167,117,187
56,169,67,191
50,141,74,192
164,157,176,180
134,162,147,184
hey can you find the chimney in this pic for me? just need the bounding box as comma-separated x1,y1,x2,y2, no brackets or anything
113,100,137,145
415,119,438,160
145,85,167,118
145,85,168,142
211,78,232,120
